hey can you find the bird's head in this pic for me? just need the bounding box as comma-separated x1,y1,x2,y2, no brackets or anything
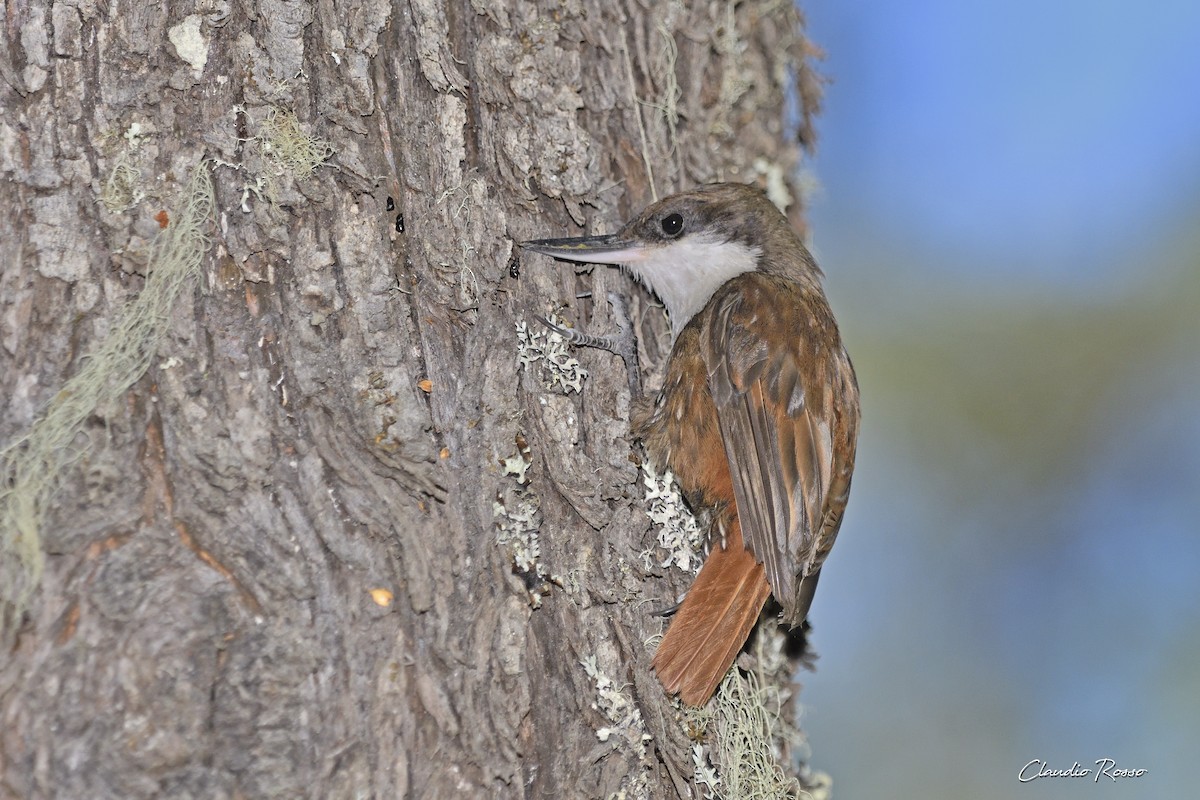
522,184,807,338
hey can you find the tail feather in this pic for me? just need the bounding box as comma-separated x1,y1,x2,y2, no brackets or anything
651,521,772,705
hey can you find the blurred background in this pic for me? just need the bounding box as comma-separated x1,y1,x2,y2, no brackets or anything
798,1,1200,798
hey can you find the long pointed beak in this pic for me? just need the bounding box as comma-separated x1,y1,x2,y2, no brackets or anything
519,234,647,265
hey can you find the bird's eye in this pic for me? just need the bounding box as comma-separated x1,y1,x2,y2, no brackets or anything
661,213,684,237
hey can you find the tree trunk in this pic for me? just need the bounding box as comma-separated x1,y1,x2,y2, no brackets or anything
0,1,825,797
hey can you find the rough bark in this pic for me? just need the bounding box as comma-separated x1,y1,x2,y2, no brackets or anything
0,1,824,797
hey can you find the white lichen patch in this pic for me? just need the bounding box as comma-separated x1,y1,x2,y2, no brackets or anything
122,122,150,148
501,449,532,485
493,493,540,573
580,656,653,798
752,158,793,213
693,743,722,799
168,15,209,78
639,460,703,573
494,441,539,570
515,316,588,394
493,437,561,608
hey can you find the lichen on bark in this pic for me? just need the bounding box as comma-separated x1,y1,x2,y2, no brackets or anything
0,2,826,797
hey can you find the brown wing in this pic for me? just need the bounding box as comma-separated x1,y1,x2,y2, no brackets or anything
699,273,858,625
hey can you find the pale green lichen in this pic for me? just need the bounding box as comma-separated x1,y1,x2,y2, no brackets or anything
1,161,214,631
214,106,332,210
99,149,144,212
690,641,831,800
98,123,151,213
654,20,682,154
707,669,802,799
710,3,752,138
619,27,658,200
258,107,333,181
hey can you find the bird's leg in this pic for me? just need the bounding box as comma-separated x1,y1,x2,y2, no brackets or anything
539,290,642,398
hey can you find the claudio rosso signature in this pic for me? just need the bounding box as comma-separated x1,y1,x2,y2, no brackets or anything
1019,758,1147,783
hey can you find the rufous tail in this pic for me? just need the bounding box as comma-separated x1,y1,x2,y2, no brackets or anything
651,520,772,705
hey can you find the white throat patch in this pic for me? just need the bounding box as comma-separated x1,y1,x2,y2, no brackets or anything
623,234,761,338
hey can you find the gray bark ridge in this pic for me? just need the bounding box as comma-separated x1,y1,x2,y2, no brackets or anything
0,1,827,798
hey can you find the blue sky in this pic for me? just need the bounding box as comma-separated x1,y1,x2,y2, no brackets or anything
797,3,1200,798
807,0,1200,286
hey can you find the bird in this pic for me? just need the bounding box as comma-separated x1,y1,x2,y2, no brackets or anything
521,183,859,706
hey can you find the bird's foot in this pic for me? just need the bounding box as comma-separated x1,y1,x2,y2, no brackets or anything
539,291,641,397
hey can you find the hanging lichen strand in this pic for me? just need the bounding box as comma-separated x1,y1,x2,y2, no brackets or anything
0,161,215,632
